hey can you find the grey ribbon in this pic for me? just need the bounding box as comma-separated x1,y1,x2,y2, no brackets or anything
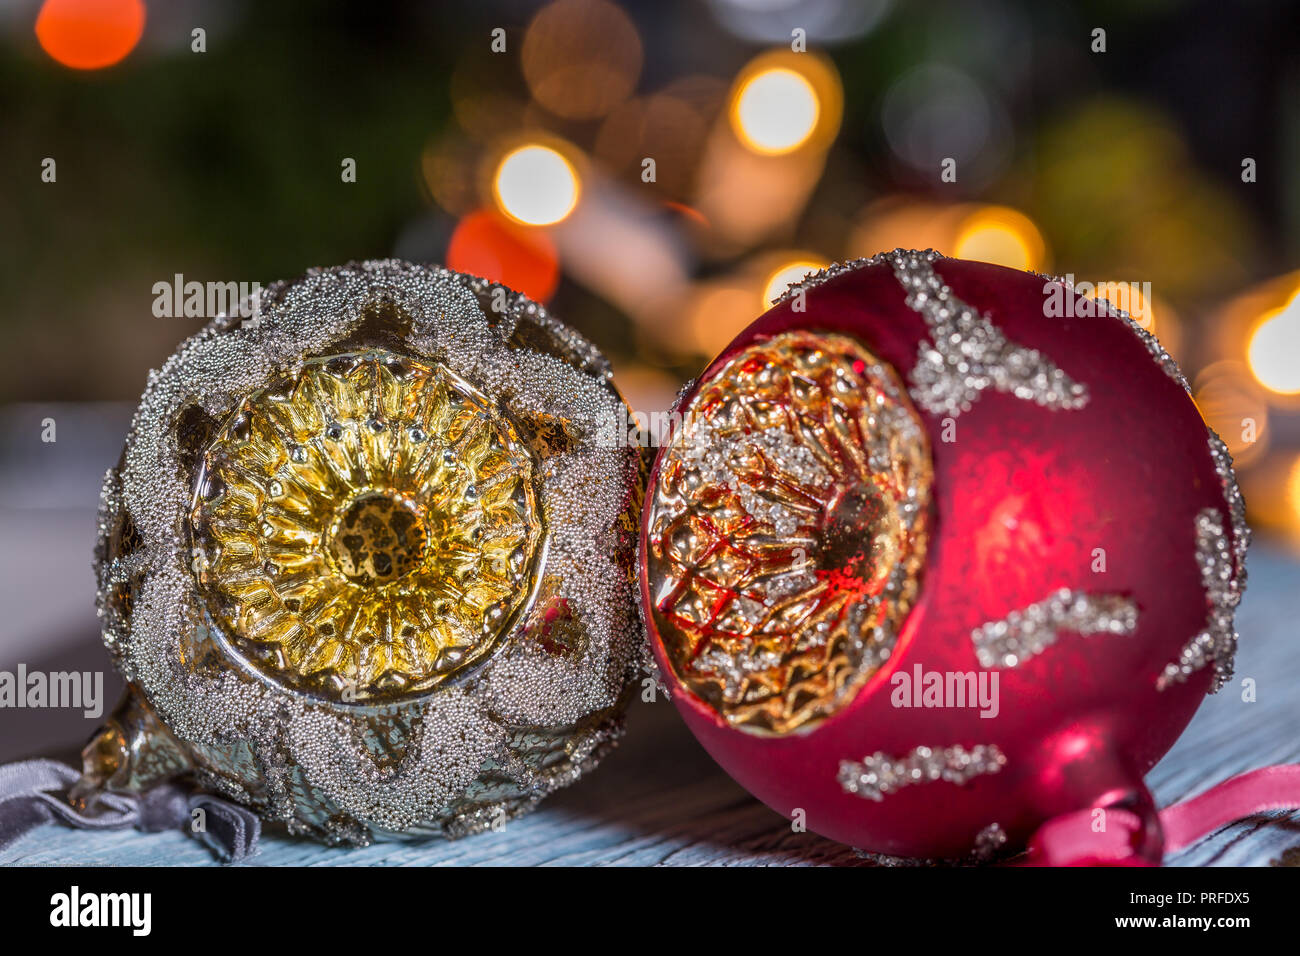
0,759,260,863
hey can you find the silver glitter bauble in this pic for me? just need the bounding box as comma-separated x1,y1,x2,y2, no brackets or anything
87,261,645,844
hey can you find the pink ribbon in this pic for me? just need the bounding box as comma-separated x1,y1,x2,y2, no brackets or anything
1026,763,1300,865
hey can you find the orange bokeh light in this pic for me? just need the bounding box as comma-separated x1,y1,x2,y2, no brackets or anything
36,0,145,70
446,209,561,304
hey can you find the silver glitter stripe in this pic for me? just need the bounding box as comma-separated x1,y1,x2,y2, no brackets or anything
838,744,1006,802
775,249,1090,417
973,822,1008,860
1033,284,1249,694
854,821,1007,867
971,588,1138,669
1158,508,1243,692
1208,430,1250,600
890,252,1090,416
772,247,941,306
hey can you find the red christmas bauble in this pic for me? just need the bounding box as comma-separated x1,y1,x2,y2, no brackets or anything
638,250,1248,862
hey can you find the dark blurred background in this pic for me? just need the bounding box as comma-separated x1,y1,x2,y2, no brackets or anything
1,0,1299,757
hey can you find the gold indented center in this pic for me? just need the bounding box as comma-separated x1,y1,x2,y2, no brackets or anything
646,330,932,735
327,492,429,586
188,351,543,703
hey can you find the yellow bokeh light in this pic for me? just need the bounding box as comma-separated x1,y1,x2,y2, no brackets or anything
1289,455,1300,525
687,284,755,358
762,259,826,309
493,145,580,226
1090,281,1155,333
1193,360,1269,467
732,67,820,155
1247,292,1300,395
953,206,1046,272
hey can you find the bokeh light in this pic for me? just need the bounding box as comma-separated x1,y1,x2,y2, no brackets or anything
733,66,820,155
953,205,1046,271
493,145,580,226
446,209,560,303
706,0,893,45
693,134,824,250
1032,101,1256,302
1194,360,1270,467
595,77,726,198
849,199,967,259
1289,456,1300,530
1247,291,1300,396
35,0,145,70
698,53,840,249
763,258,827,308
449,52,528,143
421,134,477,216
687,283,756,358
1090,281,1154,331
881,63,1010,186
522,0,642,121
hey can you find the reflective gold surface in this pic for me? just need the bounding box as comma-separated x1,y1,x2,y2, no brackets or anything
189,351,542,702
646,331,932,734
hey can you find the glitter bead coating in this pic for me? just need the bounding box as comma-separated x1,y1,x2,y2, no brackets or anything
189,351,543,702
971,589,1138,669
645,330,931,734
838,744,1007,802
1156,507,1242,692
642,250,1250,860
94,260,644,843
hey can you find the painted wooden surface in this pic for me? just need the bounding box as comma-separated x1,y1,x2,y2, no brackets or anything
3,544,1298,867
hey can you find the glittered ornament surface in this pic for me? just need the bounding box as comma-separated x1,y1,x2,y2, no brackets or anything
92,260,645,844
646,330,931,734
640,250,1247,861
189,351,545,702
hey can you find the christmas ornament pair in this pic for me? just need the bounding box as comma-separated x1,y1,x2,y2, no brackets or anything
87,251,1249,862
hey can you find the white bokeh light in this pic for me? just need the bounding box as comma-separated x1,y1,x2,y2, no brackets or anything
494,145,580,226
1248,293,1300,395
733,67,820,155
763,259,826,308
